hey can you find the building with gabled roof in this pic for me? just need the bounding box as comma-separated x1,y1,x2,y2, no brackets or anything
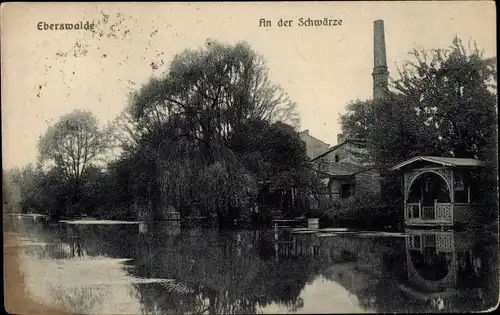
310,138,380,203
299,130,330,160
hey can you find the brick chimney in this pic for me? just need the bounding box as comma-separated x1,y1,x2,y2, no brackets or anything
372,20,389,100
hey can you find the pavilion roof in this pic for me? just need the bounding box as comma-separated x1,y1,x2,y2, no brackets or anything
390,156,483,171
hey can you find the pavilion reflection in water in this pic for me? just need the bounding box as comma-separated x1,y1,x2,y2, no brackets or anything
275,227,496,312
405,229,480,290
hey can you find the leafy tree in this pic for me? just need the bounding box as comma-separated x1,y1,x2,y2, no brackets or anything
34,167,70,217
31,110,114,218
392,37,497,160
38,109,112,191
340,37,497,211
6,164,45,213
230,120,312,192
3,168,22,213
4,164,69,216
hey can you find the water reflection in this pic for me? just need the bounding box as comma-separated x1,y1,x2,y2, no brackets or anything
10,218,499,314
47,285,106,314
402,229,498,312
406,230,484,289
130,227,318,314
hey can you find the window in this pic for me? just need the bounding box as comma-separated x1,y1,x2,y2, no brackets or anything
341,184,353,199
334,155,340,163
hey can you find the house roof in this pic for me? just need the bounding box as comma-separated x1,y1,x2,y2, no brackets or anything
299,130,330,159
310,138,367,162
314,161,373,178
390,156,483,171
299,130,330,147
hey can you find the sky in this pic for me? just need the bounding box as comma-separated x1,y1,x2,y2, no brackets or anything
1,1,496,169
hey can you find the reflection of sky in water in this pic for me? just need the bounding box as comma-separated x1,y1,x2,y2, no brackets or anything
18,241,369,314
260,275,369,314
20,252,144,314
10,219,498,314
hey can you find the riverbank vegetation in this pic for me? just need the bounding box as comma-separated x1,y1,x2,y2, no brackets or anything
3,38,497,228
4,41,315,226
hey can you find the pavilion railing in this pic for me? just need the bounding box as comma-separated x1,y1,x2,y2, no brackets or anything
435,202,453,221
406,201,453,222
406,203,420,219
422,206,435,220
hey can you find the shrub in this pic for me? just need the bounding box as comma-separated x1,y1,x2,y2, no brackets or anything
321,188,395,227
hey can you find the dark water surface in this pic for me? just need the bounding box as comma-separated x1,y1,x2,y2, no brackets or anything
8,218,499,314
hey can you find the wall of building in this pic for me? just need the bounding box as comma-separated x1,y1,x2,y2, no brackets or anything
310,142,379,201
327,178,354,200
314,141,368,167
323,170,381,201
299,130,330,160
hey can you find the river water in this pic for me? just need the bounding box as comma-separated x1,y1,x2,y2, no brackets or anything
5,218,499,314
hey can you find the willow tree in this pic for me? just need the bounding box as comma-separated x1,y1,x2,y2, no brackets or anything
123,40,299,150
113,40,307,222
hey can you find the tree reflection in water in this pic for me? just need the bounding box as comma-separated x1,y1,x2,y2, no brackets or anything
129,228,319,314
23,220,498,314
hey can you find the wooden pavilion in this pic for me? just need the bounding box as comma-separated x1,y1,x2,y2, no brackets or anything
390,156,483,227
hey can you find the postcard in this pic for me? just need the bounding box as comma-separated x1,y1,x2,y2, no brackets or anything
2,2,498,314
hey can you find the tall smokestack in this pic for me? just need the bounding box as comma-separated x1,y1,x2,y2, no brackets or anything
372,20,389,100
